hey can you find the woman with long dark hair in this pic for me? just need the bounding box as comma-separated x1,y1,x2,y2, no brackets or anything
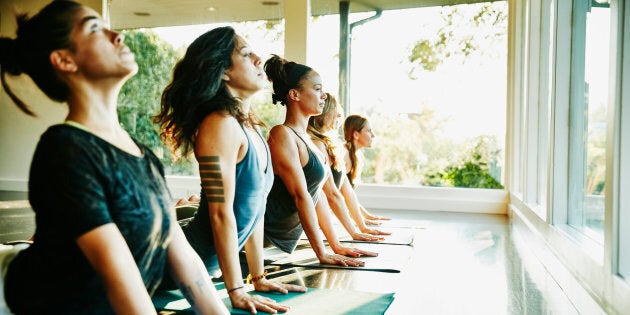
155,27,305,314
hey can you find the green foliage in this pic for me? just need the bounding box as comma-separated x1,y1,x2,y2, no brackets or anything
250,87,286,138
407,2,507,76
423,136,503,189
117,30,196,174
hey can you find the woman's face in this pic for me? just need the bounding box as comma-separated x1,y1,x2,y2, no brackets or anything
297,71,326,116
332,109,343,131
321,108,342,133
67,7,138,81
354,121,375,149
223,36,266,99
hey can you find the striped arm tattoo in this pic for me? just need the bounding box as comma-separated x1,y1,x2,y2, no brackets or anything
198,156,225,203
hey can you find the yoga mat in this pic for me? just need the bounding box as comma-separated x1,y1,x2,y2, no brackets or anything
375,219,428,230
300,225,415,246
266,244,412,273
153,287,395,315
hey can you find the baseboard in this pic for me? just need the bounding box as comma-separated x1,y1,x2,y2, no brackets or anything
355,184,508,214
0,179,27,192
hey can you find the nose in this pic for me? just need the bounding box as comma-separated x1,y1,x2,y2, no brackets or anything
252,52,262,67
322,93,327,100
110,29,123,45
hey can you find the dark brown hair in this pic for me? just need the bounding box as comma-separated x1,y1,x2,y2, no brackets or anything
263,54,312,106
343,114,369,184
154,26,264,157
0,0,82,116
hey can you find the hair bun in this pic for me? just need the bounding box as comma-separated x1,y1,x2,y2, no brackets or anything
0,37,23,75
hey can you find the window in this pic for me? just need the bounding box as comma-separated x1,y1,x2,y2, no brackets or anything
326,2,508,189
567,0,610,242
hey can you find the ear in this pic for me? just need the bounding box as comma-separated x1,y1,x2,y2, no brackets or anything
353,130,360,140
288,89,300,102
50,50,78,73
222,70,230,82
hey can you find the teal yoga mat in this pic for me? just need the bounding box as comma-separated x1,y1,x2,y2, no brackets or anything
153,287,395,315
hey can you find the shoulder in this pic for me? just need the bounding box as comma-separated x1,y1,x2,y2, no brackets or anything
311,137,328,153
268,125,292,142
198,111,243,140
37,125,101,159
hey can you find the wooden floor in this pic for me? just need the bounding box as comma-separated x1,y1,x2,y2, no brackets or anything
0,191,599,314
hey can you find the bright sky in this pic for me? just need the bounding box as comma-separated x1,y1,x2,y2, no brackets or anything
153,3,508,141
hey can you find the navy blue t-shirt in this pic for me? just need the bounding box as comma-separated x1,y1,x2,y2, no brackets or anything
5,125,172,314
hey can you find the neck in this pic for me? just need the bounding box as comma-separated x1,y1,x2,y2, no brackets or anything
284,105,310,132
65,81,122,133
235,97,251,115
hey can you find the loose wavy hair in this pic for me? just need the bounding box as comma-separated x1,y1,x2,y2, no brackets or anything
308,92,342,171
154,26,263,157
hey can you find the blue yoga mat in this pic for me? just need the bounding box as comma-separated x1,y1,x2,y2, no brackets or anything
153,286,395,315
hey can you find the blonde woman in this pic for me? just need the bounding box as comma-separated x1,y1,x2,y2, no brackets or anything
308,93,390,234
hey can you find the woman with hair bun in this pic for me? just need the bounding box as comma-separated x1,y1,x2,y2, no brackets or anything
263,54,377,267
0,1,227,314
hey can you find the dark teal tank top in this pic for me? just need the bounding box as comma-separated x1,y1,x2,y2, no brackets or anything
183,124,273,275
264,126,327,253
331,166,343,188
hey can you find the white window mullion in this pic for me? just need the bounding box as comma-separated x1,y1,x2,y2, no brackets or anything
615,0,630,281
525,0,542,209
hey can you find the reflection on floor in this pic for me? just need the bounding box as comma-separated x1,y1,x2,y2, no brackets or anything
0,190,602,314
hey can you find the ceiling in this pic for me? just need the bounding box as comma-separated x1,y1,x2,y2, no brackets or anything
109,0,496,29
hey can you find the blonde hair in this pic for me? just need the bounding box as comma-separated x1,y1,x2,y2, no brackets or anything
307,92,342,171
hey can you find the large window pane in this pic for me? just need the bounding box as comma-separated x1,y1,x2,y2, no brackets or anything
337,2,507,188
568,1,609,241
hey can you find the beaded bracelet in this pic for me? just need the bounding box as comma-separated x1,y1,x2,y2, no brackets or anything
246,269,268,284
227,285,244,294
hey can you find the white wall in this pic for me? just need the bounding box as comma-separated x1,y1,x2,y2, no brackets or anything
0,0,103,191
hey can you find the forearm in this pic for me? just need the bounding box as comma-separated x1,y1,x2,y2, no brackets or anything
102,257,156,315
243,220,266,282
327,191,359,235
294,195,328,257
340,182,368,230
168,224,229,315
211,211,244,291
314,195,344,252
171,255,227,315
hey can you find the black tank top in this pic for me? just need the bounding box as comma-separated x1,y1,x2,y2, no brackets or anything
264,126,327,253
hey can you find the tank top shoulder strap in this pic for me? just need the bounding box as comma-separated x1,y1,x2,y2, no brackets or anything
283,125,309,147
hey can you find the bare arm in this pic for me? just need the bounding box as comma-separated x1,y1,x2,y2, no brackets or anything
243,220,307,299
166,220,229,315
195,114,244,298
77,224,157,315
315,191,377,259
312,139,384,240
339,176,391,235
